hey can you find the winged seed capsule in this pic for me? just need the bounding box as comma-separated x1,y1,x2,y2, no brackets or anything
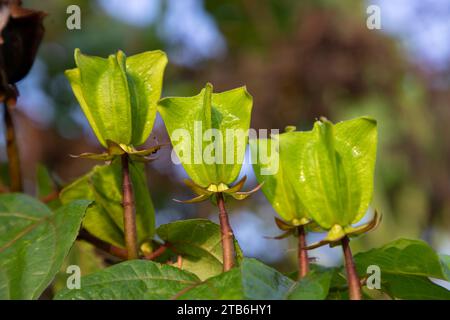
65,49,167,161
253,117,379,246
295,117,380,248
158,83,261,202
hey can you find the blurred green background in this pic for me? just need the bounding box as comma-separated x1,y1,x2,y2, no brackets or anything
1,0,449,276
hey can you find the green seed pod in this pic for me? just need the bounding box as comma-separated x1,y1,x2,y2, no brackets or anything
158,83,260,202
251,132,311,228
65,49,167,151
291,117,379,247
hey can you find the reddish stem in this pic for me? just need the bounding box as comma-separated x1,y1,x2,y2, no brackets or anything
121,154,138,260
40,190,59,203
216,192,236,271
143,244,169,260
3,102,22,192
297,225,309,279
77,229,128,260
341,236,362,300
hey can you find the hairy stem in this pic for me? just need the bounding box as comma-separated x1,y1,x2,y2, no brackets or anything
297,225,309,279
341,236,362,300
3,102,22,192
121,154,138,260
216,192,236,271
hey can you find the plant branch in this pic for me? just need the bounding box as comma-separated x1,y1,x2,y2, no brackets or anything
40,190,59,203
77,229,128,260
297,225,309,279
341,236,362,300
3,102,22,192
78,228,174,262
216,192,236,272
143,243,170,260
121,153,138,260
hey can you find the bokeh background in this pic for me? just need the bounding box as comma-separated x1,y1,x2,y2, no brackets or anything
1,0,449,278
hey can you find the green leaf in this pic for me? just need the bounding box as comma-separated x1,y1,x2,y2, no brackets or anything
354,238,449,280
293,117,377,229
250,133,310,224
35,164,61,209
0,194,90,299
286,264,344,300
156,219,243,280
52,241,106,294
176,258,294,300
158,83,253,188
54,260,200,300
60,159,155,248
286,270,333,300
60,167,123,246
354,239,450,299
440,255,450,280
382,274,450,300
36,164,54,198
65,49,167,148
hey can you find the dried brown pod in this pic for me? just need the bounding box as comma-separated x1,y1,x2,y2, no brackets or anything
0,0,46,101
